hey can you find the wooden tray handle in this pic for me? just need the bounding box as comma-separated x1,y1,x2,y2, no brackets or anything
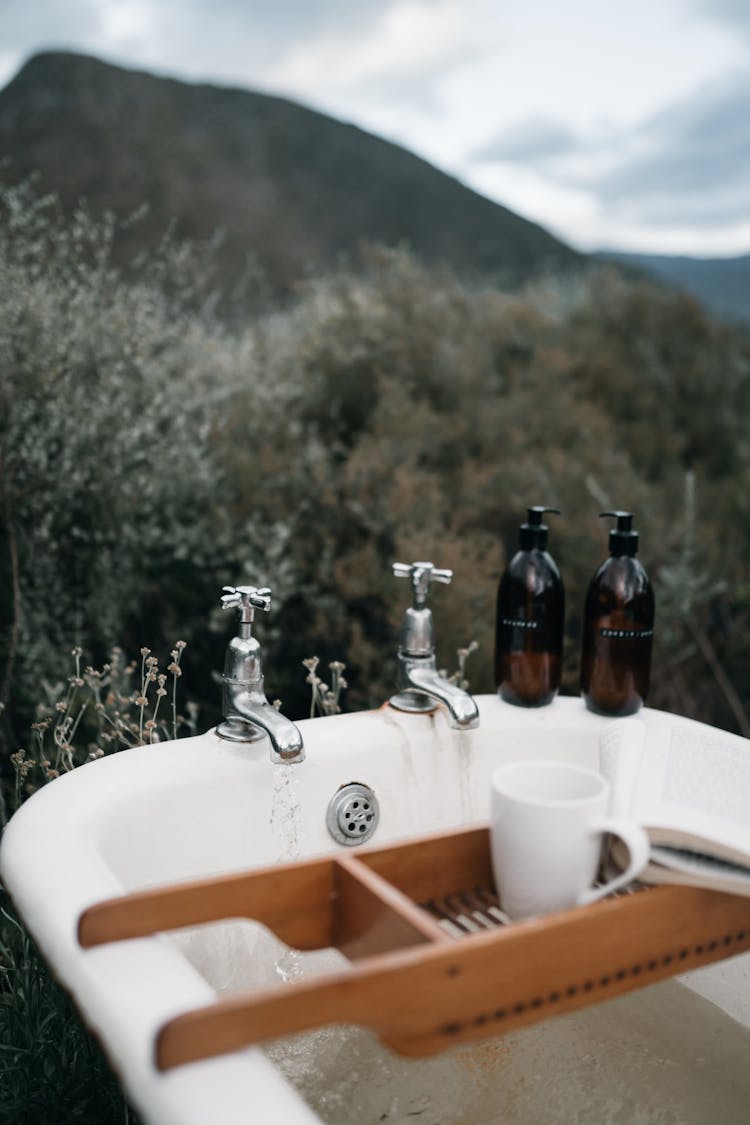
78,855,338,951
155,882,750,1070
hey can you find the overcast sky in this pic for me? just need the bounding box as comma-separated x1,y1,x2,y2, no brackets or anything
1,0,749,256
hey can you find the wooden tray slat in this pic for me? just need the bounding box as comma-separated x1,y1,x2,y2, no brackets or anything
332,853,450,959
358,825,493,903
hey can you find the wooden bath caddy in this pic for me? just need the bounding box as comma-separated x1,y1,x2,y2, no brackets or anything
77,825,750,1071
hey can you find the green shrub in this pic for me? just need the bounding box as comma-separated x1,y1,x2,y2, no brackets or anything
0,181,293,754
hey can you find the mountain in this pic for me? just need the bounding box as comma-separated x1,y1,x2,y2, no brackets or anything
0,51,582,294
597,250,750,326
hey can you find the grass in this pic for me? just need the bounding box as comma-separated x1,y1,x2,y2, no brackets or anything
0,899,140,1124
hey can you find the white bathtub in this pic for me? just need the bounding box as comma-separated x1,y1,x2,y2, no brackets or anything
3,695,750,1124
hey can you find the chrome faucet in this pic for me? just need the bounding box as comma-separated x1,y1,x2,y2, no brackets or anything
389,561,479,730
216,585,305,763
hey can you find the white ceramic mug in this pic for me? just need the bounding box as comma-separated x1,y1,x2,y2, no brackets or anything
490,760,649,920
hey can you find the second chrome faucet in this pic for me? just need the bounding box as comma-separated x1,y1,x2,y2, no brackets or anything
389,561,480,730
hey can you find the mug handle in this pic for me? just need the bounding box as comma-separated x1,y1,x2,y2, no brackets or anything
579,818,650,905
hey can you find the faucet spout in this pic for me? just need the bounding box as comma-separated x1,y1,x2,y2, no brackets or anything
219,681,305,763
391,654,480,731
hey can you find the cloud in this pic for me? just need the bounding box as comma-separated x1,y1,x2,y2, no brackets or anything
592,69,750,226
0,0,102,46
0,0,394,89
264,0,482,99
468,67,750,235
691,0,750,42
0,0,387,49
153,0,390,57
472,119,581,164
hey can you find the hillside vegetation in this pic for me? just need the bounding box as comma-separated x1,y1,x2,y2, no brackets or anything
1,180,749,804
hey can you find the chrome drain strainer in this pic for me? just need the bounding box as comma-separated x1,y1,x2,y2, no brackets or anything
326,782,379,846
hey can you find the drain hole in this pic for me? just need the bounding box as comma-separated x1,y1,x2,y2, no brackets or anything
326,783,380,846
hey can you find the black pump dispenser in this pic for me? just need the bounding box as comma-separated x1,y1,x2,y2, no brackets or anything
601,511,639,556
581,509,654,716
519,506,561,550
495,506,564,707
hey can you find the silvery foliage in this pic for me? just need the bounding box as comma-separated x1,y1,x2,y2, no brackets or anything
0,181,292,712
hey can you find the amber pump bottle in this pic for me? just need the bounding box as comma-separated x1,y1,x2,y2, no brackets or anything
495,506,565,707
581,511,654,716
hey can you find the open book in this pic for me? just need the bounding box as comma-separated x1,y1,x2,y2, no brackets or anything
599,718,750,896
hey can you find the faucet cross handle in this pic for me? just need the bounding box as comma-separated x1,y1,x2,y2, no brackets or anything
221,584,272,624
392,561,453,609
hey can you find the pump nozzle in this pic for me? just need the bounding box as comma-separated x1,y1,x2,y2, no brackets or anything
519,506,561,550
600,511,633,531
599,511,638,556
527,506,562,523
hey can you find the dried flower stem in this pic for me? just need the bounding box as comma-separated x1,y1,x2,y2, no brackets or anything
16,640,193,811
439,640,479,692
169,641,187,741
302,657,348,717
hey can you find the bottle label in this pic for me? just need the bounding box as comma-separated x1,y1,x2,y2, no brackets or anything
502,617,540,631
599,627,654,640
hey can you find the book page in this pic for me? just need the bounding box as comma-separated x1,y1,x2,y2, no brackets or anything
598,719,646,817
660,728,750,828
638,725,750,862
